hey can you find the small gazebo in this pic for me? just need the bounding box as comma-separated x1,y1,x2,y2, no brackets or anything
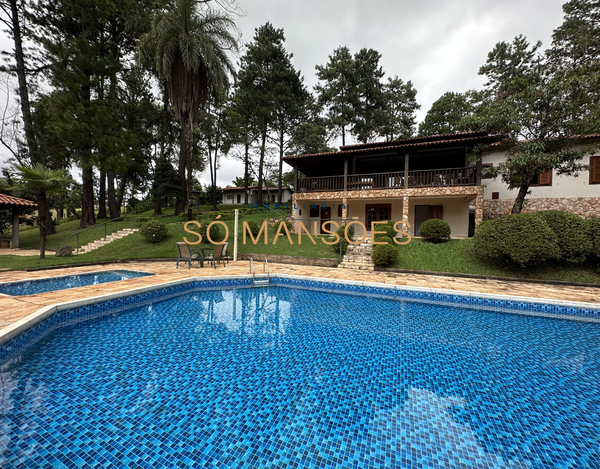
0,194,37,249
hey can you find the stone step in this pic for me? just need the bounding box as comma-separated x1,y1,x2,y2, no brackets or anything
74,228,139,254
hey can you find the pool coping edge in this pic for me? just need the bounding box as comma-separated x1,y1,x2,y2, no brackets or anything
1,273,599,347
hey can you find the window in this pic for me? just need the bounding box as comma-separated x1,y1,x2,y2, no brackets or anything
531,169,552,186
481,163,493,179
492,192,499,200
226,194,233,200
590,156,600,184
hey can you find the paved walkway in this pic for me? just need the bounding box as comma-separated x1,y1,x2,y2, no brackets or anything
1,261,599,331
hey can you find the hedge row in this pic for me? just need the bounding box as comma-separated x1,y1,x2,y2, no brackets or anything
471,210,600,267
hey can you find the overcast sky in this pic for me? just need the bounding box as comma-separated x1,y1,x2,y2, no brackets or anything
0,0,566,189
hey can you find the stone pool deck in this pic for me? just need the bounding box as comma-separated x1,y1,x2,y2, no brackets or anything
0,260,599,331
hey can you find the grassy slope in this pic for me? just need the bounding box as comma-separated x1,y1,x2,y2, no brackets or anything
393,238,600,284
3,214,599,284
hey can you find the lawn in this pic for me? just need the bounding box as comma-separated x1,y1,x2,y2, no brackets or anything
2,216,600,285
392,238,600,284
0,215,337,271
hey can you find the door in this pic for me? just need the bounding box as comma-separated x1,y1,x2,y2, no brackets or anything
237,194,241,204
365,204,392,231
414,205,443,236
320,206,332,234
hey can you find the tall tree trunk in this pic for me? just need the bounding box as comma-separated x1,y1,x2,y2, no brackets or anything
44,206,55,235
511,185,530,214
176,124,187,215
153,191,163,216
79,7,95,229
116,175,127,212
211,146,218,211
98,170,107,218
160,81,169,156
37,189,47,259
257,129,267,204
278,126,284,204
107,170,120,219
186,122,194,221
9,0,37,164
80,162,96,228
244,141,250,204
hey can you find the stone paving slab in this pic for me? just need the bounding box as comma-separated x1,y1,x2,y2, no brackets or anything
0,260,599,331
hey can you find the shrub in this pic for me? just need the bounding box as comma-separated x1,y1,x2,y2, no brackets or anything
533,210,591,263
373,233,394,245
190,221,222,243
277,219,292,232
587,217,600,260
139,220,168,243
419,219,451,243
470,213,560,267
371,244,398,267
332,223,354,255
136,216,150,226
373,220,396,238
246,220,261,237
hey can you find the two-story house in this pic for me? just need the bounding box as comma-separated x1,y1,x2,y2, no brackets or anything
283,131,497,237
284,131,600,238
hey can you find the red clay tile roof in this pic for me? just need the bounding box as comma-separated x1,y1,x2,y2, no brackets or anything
282,135,496,162
339,130,490,151
0,194,37,208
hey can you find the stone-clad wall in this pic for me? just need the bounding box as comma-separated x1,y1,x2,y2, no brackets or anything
483,197,600,219
293,185,485,229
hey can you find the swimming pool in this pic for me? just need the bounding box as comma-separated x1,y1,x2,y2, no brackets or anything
0,269,153,296
1,278,599,468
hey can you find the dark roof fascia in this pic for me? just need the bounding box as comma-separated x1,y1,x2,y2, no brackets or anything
338,130,490,151
283,135,497,164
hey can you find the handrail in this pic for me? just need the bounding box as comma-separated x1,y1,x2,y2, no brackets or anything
72,211,137,252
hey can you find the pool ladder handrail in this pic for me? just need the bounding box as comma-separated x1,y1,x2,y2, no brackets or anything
250,256,269,286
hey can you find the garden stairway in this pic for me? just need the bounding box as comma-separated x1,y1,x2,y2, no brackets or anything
339,236,374,270
74,228,139,254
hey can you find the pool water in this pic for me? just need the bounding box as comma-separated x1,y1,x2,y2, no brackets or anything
1,285,599,468
0,270,153,296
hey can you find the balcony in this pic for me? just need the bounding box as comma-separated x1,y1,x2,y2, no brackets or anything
297,167,478,193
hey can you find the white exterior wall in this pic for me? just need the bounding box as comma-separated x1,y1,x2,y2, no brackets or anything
347,199,404,236
407,197,470,237
482,151,600,200
223,190,259,205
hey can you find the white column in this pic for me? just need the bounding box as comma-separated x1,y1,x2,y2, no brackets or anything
233,209,239,261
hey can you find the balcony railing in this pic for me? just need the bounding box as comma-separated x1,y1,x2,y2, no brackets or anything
298,167,477,193
297,175,344,192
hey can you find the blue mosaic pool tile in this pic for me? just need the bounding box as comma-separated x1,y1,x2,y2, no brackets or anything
2,284,599,468
2,277,600,468
0,270,154,296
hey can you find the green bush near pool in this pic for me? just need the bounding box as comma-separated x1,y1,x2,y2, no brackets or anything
418,219,451,243
139,220,169,243
372,243,398,267
470,213,560,267
533,210,591,263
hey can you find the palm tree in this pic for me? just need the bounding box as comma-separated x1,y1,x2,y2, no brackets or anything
139,0,238,220
13,163,70,259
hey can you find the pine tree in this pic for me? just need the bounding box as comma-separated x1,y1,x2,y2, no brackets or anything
314,46,358,146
